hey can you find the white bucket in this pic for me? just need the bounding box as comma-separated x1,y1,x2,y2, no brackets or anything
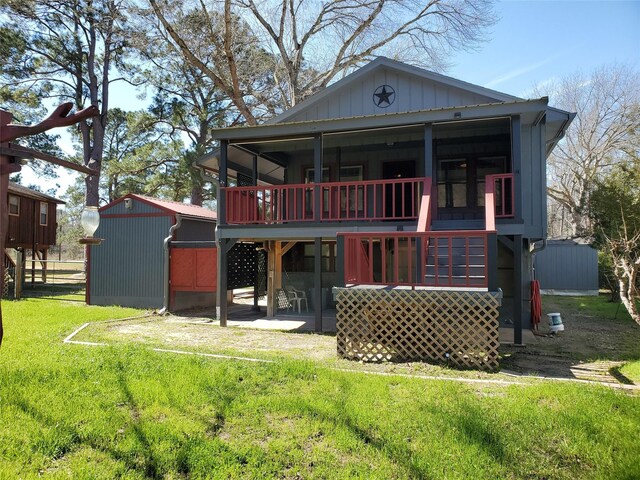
547,312,564,332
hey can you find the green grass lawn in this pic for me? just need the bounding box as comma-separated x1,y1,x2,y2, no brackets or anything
1,298,639,479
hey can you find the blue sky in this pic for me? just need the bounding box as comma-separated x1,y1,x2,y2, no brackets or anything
449,0,639,98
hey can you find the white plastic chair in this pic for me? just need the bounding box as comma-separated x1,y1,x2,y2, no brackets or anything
284,285,308,313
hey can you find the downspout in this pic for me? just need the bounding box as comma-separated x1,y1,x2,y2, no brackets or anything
159,214,182,314
530,239,547,280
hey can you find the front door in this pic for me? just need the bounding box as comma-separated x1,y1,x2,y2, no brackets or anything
383,160,416,218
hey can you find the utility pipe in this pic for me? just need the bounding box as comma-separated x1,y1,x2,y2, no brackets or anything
159,214,182,314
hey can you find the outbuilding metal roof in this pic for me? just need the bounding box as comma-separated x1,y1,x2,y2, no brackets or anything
101,194,217,221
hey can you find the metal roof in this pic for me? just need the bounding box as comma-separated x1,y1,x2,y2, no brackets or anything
8,181,65,204
101,194,217,221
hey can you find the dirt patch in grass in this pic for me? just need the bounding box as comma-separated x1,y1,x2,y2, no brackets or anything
500,295,640,385
78,314,523,383
76,295,640,388
97,315,337,362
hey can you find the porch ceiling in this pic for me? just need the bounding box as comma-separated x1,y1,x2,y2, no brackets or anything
197,98,574,180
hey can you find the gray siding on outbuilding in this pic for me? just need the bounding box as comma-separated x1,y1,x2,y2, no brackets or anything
535,242,598,294
88,195,217,310
175,218,216,242
89,214,172,308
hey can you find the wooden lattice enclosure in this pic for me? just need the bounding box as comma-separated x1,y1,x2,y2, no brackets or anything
334,287,501,370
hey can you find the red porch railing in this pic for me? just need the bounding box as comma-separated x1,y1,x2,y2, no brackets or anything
486,173,514,218
225,184,315,224
341,231,491,288
320,177,426,221
224,177,427,224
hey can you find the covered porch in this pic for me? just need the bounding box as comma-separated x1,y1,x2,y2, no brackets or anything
200,98,568,348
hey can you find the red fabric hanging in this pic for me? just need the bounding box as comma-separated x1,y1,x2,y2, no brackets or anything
530,280,542,330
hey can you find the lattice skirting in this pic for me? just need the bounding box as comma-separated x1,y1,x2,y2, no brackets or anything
334,288,501,370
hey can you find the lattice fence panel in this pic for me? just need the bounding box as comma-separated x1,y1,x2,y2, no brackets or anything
228,242,258,290
236,172,254,187
256,249,267,298
335,288,501,370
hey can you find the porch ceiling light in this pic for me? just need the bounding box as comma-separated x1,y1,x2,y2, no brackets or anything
79,205,102,245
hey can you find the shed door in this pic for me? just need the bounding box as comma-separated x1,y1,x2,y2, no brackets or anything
170,248,217,291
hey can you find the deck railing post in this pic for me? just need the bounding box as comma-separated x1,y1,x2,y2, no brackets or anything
336,235,345,287
487,232,498,291
313,134,323,222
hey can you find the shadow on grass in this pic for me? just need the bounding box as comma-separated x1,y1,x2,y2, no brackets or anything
114,360,162,479
20,285,86,303
8,362,169,479
285,375,508,478
609,366,635,385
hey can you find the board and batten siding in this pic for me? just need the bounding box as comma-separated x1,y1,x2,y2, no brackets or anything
89,213,173,309
535,242,598,295
520,120,547,240
284,67,498,123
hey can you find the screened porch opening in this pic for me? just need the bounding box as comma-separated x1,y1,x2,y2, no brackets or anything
434,118,511,221
278,241,339,315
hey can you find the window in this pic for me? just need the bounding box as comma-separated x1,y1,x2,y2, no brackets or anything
8,195,19,216
39,202,48,226
303,242,335,272
339,165,363,182
437,159,468,208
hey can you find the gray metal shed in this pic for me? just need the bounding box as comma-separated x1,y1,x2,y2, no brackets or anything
534,239,598,295
87,194,217,310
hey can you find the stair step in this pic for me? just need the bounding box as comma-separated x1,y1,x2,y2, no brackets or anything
431,219,485,230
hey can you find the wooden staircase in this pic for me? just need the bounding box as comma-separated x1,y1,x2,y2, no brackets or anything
424,235,487,287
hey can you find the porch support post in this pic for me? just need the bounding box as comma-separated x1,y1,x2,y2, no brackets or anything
252,154,258,185
424,124,435,222
266,241,282,317
314,237,322,332
216,237,235,327
487,233,498,291
513,234,523,345
266,242,275,316
251,154,260,311
423,123,433,178
313,134,323,222
511,116,523,223
412,237,420,284
218,139,228,226
336,235,345,287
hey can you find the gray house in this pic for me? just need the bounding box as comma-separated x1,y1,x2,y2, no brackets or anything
196,58,574,367
87,194,217,310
